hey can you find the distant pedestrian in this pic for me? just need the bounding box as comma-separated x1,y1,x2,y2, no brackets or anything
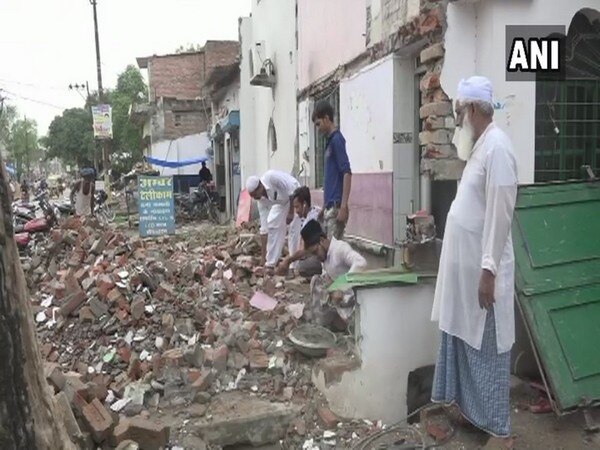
430,76,518,449
312,100,352,239
246,170,301,272
70,168,96,217
198,161,213,184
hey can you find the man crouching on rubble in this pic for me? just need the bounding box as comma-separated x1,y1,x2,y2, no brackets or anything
301,219,367,331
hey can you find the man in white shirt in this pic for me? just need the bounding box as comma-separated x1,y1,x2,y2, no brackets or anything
246,170,301,271
276,186,322,277
301,220,367,331
430,76,517,449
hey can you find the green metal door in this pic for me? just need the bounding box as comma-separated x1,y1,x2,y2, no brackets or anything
513,181,600,412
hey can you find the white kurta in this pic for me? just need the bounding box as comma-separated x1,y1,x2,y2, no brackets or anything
431,123,518,354
257,170,301,267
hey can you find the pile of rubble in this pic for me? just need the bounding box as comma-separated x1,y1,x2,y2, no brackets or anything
26,217,379,448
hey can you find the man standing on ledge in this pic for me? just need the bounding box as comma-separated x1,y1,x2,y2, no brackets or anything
430,76,518,449
246,170,301,273
312,100,352,239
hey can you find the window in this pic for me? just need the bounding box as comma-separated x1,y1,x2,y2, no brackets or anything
174,114,182,127
534,11,600,182
535,80,600,182
313,88,340,188
268,118,278,154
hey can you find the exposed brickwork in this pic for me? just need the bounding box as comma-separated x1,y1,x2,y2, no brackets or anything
141,41,239,141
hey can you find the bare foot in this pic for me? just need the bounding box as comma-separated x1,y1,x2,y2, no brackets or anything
484,436,516,449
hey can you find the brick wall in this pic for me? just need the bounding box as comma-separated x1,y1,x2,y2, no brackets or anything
147,41,240,101
148,53,205,101
145,41,239,141
417,3,465,180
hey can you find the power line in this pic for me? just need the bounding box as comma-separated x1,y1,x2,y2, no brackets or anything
0,88,70,110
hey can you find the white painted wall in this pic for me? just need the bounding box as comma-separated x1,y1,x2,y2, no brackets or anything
150,133,211,176
239,17,257,181
340,56,395,173
297,0,367,90
239,0,298,184
313,280,439,423
297,98,313,187
441,0,598,184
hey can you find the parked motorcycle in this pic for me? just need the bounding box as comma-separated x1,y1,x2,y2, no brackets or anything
174,183,220,224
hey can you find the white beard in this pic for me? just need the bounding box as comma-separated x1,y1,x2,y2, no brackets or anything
454,113,476,161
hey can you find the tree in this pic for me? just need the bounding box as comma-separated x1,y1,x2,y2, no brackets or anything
0,165,75,448
175,43,203,53
0,103,17,149
7,118,40,179
44,108,95,168
108,65,148,176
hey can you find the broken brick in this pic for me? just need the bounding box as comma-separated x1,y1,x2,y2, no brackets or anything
318,407,339,429
97,274,115,299
131,297,145,320
248,348,269,370
59,290,87,317
113,417,170,450
191,369,213,392
82,398,114,443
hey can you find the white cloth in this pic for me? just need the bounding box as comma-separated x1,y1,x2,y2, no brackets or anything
75,183,93,216
324,237,367,281
431,123,517,354
246,175,260,193
256,170,301,266
457,76,493,105
288,206,322,269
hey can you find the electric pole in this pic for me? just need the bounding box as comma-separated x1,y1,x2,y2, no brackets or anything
89,0,112,199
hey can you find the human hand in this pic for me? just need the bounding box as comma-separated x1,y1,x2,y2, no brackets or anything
336,206,349,224
330,291,344,303
478,269,495,310
318,208,324,222
276,258,290,276
286,210,295,225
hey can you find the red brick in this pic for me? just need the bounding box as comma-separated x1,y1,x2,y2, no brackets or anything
420,42,444,64
419,7,444,35
51,281,66,300
87,381,108,402
74,267,89,285
59,290,87,317
97,275,115,299
79,306,96,323
248,349,269,370
115,309,129,323
45,363,66,391
131,297,145,320
419,101,452,119
155,283,176,301
318,407,339,429
113,417,170,450
191,369,213,392
118,346,132,364
82,398,114,443
420,73,440,91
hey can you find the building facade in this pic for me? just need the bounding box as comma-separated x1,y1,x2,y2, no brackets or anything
239,0,299,184
134,41,240,180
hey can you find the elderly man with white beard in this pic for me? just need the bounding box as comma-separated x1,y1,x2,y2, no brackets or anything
430,76,518,449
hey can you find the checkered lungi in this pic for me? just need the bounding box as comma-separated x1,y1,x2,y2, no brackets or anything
431,308,511,437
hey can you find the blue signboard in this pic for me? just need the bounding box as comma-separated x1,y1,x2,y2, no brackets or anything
138,176,175,237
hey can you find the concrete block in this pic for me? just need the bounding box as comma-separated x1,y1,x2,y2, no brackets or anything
191,392,301,447
113,417,170,450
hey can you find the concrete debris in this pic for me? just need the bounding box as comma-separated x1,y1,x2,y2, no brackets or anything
25,218,370,448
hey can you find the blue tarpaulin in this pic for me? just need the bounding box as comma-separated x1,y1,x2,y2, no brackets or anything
146,155,208,169
5,164,16,175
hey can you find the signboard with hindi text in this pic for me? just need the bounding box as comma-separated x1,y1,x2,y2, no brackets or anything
138,176,175,237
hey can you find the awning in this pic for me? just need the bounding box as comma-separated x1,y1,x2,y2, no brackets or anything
146,155,208,169
211,110,240,139
513,181,600,413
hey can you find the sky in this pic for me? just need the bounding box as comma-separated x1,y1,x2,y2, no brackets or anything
0,0,251,136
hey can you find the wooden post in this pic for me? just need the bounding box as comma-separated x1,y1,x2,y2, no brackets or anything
0,163,74,448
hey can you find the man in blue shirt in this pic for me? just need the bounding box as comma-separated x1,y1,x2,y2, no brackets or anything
312,100,352,239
